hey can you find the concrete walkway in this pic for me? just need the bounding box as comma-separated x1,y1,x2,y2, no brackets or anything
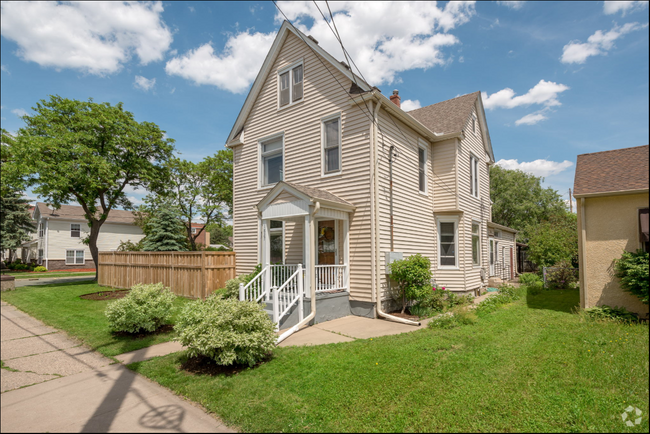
279,315,432,347
1,301,234,433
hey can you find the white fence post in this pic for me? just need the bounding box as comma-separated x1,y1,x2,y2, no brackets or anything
239,282,245,301
272,286,279,331
298,264,304,323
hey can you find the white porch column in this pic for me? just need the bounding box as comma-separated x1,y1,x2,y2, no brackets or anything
343,218,350,291
303,214,311,296
262,219,271,300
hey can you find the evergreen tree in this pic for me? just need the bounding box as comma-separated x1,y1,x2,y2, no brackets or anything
0,191,36,262
141,206,188,251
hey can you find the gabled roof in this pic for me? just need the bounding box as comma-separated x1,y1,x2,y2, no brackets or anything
226,20,371,146
257,181,355,211
35,202,138,224
573,145,649,197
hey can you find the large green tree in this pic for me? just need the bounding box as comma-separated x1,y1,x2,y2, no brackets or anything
490,165,567,242
0,191,36,263
141,205,188,252
205,222,233,247
4,96,175,278
525,212,578,269
149,150,233,250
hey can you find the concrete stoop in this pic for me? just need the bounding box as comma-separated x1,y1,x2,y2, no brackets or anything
265,291,350,329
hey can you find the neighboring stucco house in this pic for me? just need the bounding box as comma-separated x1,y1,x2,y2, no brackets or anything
22,203,145,270
226,22,515,329
574,145,649,318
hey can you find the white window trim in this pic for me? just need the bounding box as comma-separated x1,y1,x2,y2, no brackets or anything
258,132,285,190
472,221,481,268
277,59,304,111
70,223,81,238
418,139,428,196
65,249,85,265
321,112,343,177
38,222,44,238
470,153,480,199
437,216,459,270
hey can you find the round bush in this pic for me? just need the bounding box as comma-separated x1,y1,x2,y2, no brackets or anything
175,295,276,367
105,283,175,333
34,266,48,272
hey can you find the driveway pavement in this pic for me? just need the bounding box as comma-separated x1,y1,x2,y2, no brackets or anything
1,301,235,433
14,275,96,287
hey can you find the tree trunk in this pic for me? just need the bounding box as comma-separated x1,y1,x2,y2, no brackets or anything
88,220,105,281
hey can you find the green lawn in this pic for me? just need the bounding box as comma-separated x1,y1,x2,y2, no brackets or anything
1,281,191,357
128,290,649,433
1,271,96,279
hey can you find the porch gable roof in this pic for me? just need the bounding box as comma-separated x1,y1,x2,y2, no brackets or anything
257,181,355,213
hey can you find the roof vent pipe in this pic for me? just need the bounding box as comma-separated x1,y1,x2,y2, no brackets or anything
390,90,401,108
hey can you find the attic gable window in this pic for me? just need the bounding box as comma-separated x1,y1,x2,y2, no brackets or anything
279,62,303,108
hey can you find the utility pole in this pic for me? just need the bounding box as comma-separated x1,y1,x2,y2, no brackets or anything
568,188,573,213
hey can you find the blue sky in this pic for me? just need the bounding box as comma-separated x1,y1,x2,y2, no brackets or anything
1,1,648,209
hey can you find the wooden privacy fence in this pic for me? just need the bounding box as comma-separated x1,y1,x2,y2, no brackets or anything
98,251,236,299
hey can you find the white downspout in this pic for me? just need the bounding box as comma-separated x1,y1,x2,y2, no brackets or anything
45,218,49,270
372,100,420,326
276,201,320,344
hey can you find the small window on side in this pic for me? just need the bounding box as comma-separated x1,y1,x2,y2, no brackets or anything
71,223,81,238
470,155,479,198
279,71,290,107
323,116,341,174
418,146,426,193
472,223,480,266
292,65,303,102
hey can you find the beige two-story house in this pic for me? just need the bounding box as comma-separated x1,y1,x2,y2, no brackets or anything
226,22,515,332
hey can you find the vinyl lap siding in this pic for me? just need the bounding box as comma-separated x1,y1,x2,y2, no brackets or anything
431,139,457,210
232,32,373,301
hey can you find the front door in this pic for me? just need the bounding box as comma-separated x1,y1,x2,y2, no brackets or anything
489,238,495,276
317,220,337,265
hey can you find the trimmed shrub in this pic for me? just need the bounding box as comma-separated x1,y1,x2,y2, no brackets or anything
545,260,578,289
389,254,432,313
13,264,30,270
519,273,542,286
33,266,47,272
614,249,649,305
105,283,176,333
175,295,276,367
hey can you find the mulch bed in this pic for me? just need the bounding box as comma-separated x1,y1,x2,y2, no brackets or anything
80,289,130,301
112,324,175,339
180,355,270,377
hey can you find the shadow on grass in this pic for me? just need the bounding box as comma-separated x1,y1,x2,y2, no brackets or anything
526,289,580,313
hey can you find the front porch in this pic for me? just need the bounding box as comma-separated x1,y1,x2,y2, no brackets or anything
239,182,356,333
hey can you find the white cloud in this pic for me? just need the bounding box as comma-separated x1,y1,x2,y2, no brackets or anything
275,1,475,85
561,22,647,64
515,111,548,126
496,159,574,177
401,99,422,111
603,1,648,15
458,56,465,63
1,64,9,74
165,31,277,93
0,1,172,75
496,1,525,10
188,6,195,13
483,80,570,110
11,108,27,117
134,75,156,91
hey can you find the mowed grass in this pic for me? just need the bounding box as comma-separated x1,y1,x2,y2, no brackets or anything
1,281,191,357
129,290,649,433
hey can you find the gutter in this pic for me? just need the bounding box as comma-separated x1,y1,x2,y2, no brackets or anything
371,100,420,327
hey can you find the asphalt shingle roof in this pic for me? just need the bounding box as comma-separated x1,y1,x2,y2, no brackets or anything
407,91,480,136
35,202,138,224
282,182,355,207
573,145,649,196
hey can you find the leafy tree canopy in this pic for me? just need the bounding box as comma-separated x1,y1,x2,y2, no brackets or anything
4,96,175,276
525,212,578,269
148,150,232,250
205,222,233,247
490,165,567,242
0,191,36,261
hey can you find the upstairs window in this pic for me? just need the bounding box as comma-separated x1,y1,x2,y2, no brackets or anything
470,154,479,198
418,144,427,194
279,63,303,108
70,223,81,238
38,223,44,238
261,136,283,187
322,115,341,174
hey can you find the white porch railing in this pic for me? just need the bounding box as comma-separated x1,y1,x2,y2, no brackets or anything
239,265,270,303
272,265,304,331
270,264,300,288
315,264,347,292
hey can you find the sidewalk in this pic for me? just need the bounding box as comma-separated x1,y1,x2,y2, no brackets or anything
14,275,96,287
1,301,234,433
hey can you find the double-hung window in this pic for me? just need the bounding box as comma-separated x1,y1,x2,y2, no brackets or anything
70,223,81,238
322,115,341,174
269,220,284,264
470,154,479,198
261,136,283,187
438,219,458,268
472,222,480,266
418,143,427,194
38,223,44,238
279,63,303,107
66,249,84,265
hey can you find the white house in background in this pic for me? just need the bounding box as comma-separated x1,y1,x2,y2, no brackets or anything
21,203,145,270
